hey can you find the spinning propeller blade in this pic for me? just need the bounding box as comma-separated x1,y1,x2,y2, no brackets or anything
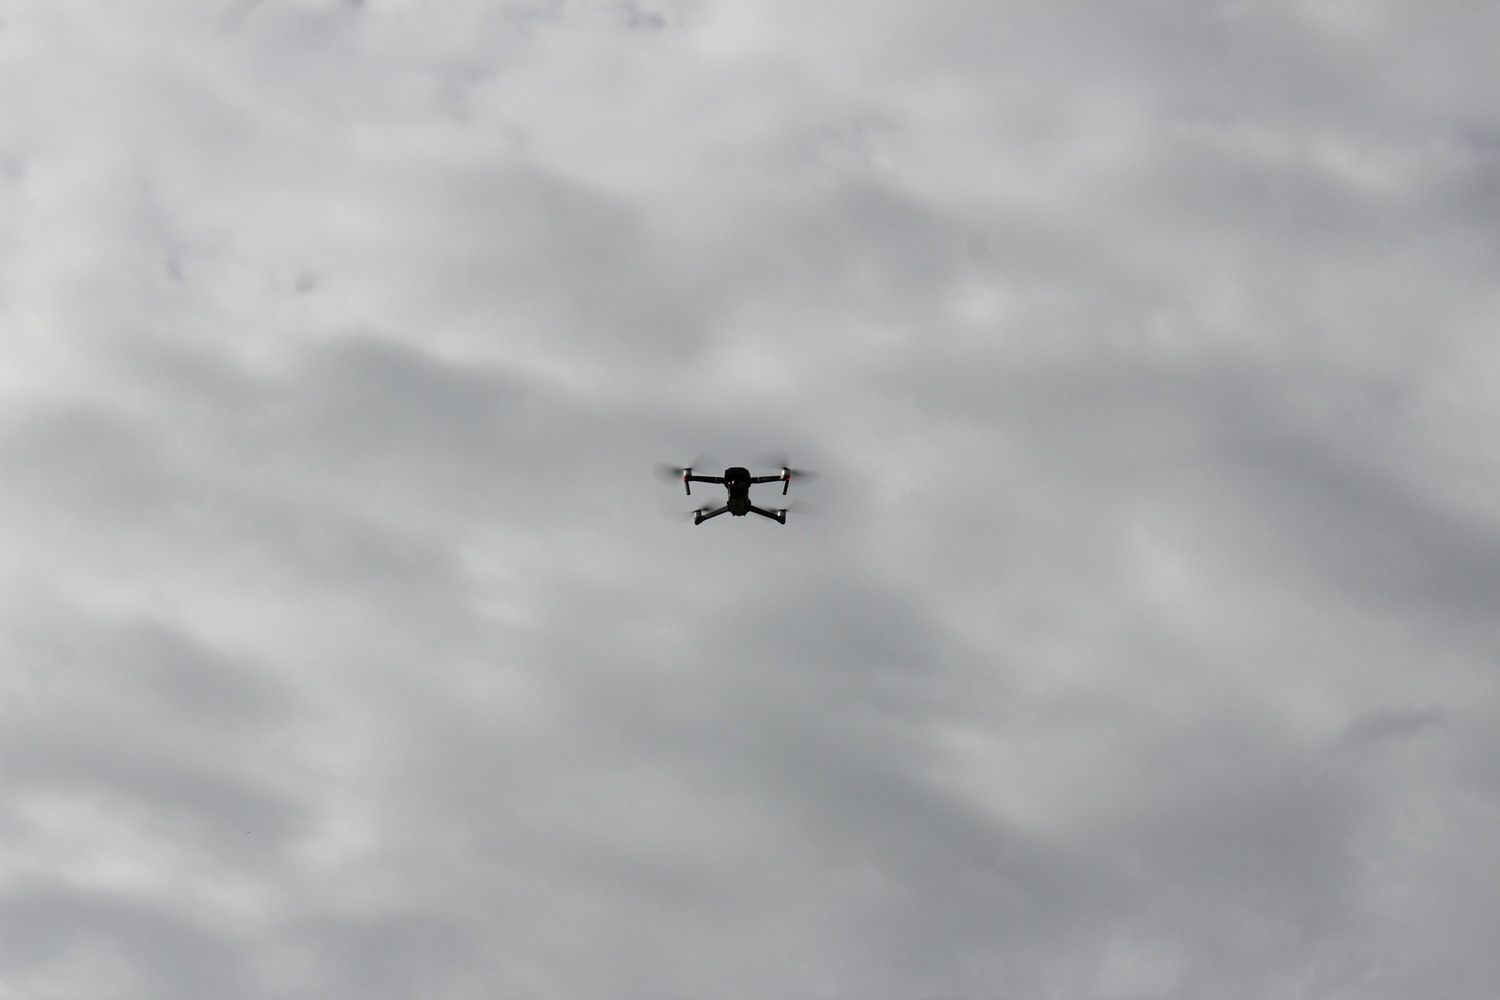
654,454,715,480
758,452,818,495
757,452,819,483
655,455,714,495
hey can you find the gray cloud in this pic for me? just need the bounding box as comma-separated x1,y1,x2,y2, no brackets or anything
3,1,1499,997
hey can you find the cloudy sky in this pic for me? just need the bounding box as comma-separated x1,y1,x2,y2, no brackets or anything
4,1,1500,997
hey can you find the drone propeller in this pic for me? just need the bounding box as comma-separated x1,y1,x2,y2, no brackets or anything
654,455,716,496
659,496,722,521
757,452,819,484
654,454,715,480
757,452,818,496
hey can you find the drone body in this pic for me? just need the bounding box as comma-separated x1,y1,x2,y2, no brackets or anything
686,466,788,524
660,463,811,525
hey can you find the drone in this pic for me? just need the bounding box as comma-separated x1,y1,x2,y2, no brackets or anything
659,462,814,525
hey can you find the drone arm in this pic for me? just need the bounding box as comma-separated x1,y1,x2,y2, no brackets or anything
748,473,792,494
748,505,787,524
694,505,730,525
744,473,792,497
752,468,792,494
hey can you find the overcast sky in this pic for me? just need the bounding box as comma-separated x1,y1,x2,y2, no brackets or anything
3,1,1500,997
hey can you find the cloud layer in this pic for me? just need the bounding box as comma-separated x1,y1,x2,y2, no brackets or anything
3,2,1500,997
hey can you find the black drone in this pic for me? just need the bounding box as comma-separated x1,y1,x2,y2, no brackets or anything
659,461,814,525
